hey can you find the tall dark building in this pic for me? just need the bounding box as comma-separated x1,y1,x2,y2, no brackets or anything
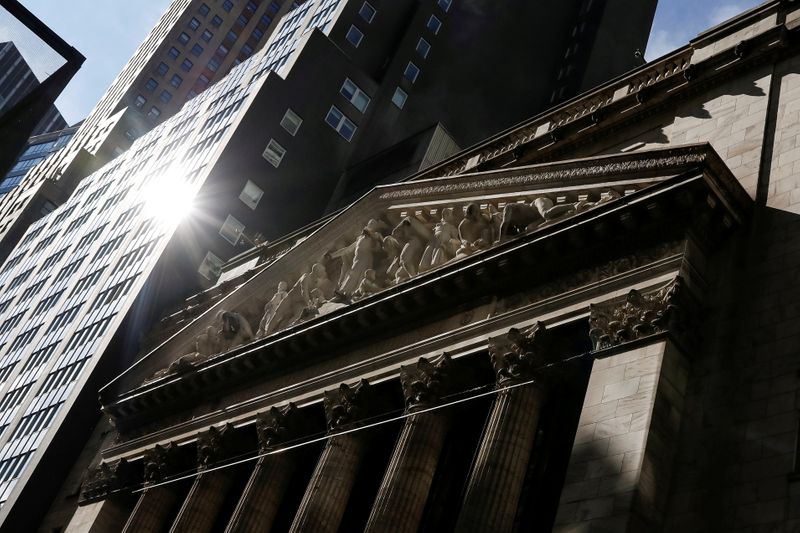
49,1,800,531
0,42,68,136
0,0,660,530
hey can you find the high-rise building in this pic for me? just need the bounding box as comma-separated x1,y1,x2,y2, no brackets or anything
0,42,67,136
44,1,800,531
0,0,660,529
0,124,78,197
0,0,303,264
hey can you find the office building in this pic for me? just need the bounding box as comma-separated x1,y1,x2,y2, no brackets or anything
0,41,67,136
0,124,78,197
0,0,303,263
43,0,800,531
0,0,662,529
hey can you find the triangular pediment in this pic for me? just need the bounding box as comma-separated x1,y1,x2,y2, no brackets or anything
102,143,750,422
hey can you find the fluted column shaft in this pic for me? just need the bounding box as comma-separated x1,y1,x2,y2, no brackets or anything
289,433,364,533
225,454,296,532
168,470,234,533
455,383,546,533
122,485,179,533
365,410,448,533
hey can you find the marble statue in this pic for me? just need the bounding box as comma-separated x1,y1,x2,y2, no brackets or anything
391,216,433,279
351,269,381,302
420,207,461,271
457,203,494,256
335,219,385,296
257,281,289,337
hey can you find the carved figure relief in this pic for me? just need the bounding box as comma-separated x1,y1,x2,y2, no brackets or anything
150,188,629,380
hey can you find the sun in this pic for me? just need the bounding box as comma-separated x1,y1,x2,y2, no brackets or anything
142,167,195,226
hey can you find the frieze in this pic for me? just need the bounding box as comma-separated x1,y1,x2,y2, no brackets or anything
378,154,706,200
589,276,685,351
400,354,452,412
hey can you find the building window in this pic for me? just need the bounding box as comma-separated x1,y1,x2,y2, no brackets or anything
237,14,249,26
156,62,169,76
211,15,223,27
207,58,221,72
416,38,431,58
199,251,224,281
392,87,408,109
246,0,257,13
359,2,376,23
198,2,210,16
438,0,452,11
404,62,420,83
201,29,213,42
168,46,180,59
262,139,286,167
261,14,273,25
269,0,280,13
160,90,172,103
325,106,357,141
222,0,234,12
219,215,245,245
178,32,191,45
170,74,182,87
427,15,442,34
198,74,210,88
340,78,370,113
145,78,158,92
346,25,364,47
280,108,303,136
239,180,264,209
187,90,199,100
191,44,204,56
181,58,194,72
134,95,147,108
189,17,201,30
217,44,230,56
226,30,238,42
252,28,264,41
241,44,254,57
147,106,161,119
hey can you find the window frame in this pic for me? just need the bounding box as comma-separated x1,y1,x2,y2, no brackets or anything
340,78,370,113
239,180,264,210
427,15,442,34
219,215,245,245
403,62,420,83
416,37,431,59
325,106,357,142
391,87,408,109
346,25,364,47
262,139,286,167
280,109,303,136
359,2,376,23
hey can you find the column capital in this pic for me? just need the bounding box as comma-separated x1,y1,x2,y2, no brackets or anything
400,353,452,412
589,276,689,352
81,459,130,502
323,379,373,432
489,322,557,386
143,443,182,485
197,423,239,469
256,402,307,453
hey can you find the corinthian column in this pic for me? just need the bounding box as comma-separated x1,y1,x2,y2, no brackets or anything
123,444,182,533
364,354,452,533
288,380,373,533
455,323,556,533
225,404,305,533
169,424,240,533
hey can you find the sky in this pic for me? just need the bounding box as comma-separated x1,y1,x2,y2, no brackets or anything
0,0,767,125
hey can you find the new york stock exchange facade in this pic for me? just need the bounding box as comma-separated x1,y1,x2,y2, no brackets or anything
66,2,800,531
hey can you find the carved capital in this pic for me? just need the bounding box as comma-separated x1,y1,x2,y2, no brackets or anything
400,353,452,412
143,443,180,484
489,322,558,386
197,423,237,469
256,403,304,453
323,379,372,432
589,277,685,351
81,459,129,501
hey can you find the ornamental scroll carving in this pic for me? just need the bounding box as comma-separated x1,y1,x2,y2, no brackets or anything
143,443,180,484
256,403,305,453
196,423,237,469
400,354,452,412
589,277,684,351
489,322,560,387
323,380,372,432
81,459,129,501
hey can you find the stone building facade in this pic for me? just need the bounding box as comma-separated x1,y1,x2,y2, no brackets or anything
54,0,800,531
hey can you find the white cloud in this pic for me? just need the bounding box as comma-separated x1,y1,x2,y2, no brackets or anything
708,1,762,27
645,29,689,61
